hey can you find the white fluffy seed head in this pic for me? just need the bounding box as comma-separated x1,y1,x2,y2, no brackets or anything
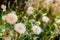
32,25,41,34
45,0,54,3
42,16,49,23
1,4,6,11
14,23,26,34
4,37,11,40
27,6,34,14
2,15,6,21
55,19,60,24
6,11,18,24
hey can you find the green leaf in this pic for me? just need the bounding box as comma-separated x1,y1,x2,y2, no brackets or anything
0,25,5,29
36,14,41,21
25,22,32,30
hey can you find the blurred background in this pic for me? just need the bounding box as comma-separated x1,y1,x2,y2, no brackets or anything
0,0,60,40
